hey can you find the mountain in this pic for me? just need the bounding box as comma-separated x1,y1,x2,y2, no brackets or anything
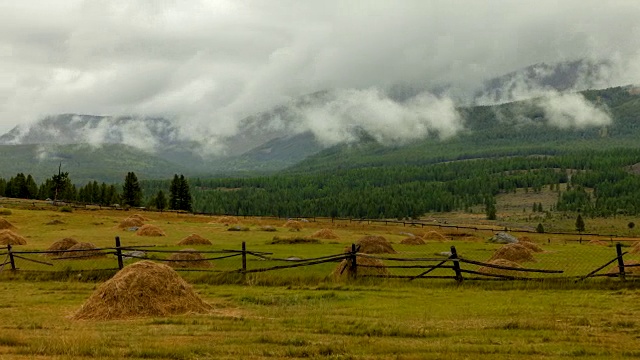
474,59,611,104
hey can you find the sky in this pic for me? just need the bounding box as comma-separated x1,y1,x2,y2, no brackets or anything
1,0,639,148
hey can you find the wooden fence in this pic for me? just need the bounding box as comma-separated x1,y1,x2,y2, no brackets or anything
1,240,639,282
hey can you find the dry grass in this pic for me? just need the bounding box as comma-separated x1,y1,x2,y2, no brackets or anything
118,217,144,229
309,228,338,239
0,218,15,230
333,255,389,278
629,242,640,254
177,234,212,246
607,260,640,275
588,239,609,246
136,224,166,237
214,216,240,225
58,242,106,259
45,237,79,256
128,213,150,222
488,243,536,263
71,260,212,320
356,235,396,254
422,231,449,241
0,229,27,245
518,240,544,253
167,249,212,269
283,220,303,231
400,236,426,245
477,259,524,277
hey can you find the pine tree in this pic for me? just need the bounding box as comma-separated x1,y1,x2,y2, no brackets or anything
169,174,180,210
155,190,167,212
536,223,545,233
575,214,585,233
122,172,142,207
177,174,192,212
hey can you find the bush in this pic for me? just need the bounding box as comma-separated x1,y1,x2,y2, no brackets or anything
59,206,73,213
536,223,545,233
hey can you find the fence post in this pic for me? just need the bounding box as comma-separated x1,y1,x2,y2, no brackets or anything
450,245,463,283
616,243,626,281
115,236,123,270
350,243,357,279
7,244,16,271
241,241,247,276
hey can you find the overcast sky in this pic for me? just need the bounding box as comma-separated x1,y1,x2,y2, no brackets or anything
1,0,639,138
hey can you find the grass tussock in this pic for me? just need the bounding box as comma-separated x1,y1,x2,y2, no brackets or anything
268,236,321,245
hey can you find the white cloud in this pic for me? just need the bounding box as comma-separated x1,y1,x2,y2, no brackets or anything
0,0,639,147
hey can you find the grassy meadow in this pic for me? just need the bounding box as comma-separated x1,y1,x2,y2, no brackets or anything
2,198,640,358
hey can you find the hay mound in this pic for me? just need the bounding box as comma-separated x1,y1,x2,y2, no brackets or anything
119,217,144,229
588,239,609,246
136,224,166,237
400,236,426,245
71,260,212,320
259,225,277,232
488,232,519,244
59,242,105,259
167,249,212,269
0,218,15,230
177,234,212,246
518,240,544,253
227,225,250,232
356,236,396,254
0,229,27,245
309,228,339,239
607,260,640,275
478,259,524,277
422,231,448,241
489,243,536,263
46,238,79,256
333,256,389,278
283,220,303,231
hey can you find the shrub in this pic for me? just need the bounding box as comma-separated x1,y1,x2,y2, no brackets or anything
59,206,73,213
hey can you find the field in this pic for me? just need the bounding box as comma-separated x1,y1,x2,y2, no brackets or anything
2,198,640,359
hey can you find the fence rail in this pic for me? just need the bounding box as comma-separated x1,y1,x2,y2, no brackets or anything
1,237,637,284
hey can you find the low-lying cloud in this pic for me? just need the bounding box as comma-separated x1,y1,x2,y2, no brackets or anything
1,1,640,151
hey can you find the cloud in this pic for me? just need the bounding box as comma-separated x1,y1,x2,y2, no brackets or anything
540,93,611,129
0,0,639,148
296,88,462,146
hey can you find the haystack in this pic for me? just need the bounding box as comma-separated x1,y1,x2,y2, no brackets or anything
283,220,303,231
119,217,144,229
588,239,609,246
309,228,339,239
607,260,640,275
518,241,544,253
46,238,79,256
489,243,536,263
71,260,212,320
167,249,212,269
355,235,396,254
177,234,212,246
0,218,15,230
59,242,105,259
477,259,524,277
422,231,448,241
333,256,389,278
136,224,166,237
400,236,426,245
0,229,27,245
259,225,277,232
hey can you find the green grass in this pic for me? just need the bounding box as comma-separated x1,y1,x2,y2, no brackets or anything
2,281,640,359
